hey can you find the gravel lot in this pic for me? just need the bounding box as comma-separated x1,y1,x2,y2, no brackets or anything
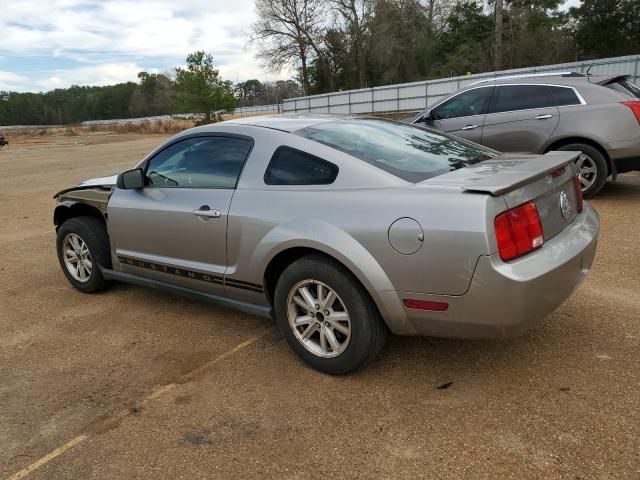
1,134,639,479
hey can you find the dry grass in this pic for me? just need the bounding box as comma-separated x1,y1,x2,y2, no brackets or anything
2,114,281,139
4,119,197,138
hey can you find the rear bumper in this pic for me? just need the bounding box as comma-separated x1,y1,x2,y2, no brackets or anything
380,203,599,338
612,156,640,174
608,137,640,173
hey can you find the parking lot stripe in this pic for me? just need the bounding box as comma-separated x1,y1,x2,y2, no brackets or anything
4,327,273,480
6,435,88,480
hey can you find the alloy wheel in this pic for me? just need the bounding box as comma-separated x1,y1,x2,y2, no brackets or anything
575,153,598,191
286,279,351,358
62,233,93,282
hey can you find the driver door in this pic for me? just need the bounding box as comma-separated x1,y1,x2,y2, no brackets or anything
421,86,494,143
108,134,252,295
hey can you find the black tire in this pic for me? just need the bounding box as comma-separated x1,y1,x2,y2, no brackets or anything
555,143,608,198
274,254,387,375
56,216,112,293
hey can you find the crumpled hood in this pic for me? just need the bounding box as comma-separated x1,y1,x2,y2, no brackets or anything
77,174,118,187
54,174,118,199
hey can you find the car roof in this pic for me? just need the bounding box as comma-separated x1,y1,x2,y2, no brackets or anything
469,73,626,87
221,113,355,133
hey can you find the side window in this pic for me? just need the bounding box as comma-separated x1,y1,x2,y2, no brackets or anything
549,86,581,106
489,85,555,114
431,87,492,120
264,147,338,185
145,136,252,189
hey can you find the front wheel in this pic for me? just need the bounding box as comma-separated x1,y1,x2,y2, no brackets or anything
274,255,387,375
56,216,112,293
555,143,608,198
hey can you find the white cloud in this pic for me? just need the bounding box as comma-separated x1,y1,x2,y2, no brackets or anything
0,0,294,91
36,63,146,89
0,71,29,91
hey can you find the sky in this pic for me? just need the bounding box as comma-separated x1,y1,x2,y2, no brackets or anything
0,0,294,92
0,0,582,93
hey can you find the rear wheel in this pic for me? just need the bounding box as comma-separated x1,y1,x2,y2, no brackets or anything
274,255,387,375
56,216,112,293
556,143,608,198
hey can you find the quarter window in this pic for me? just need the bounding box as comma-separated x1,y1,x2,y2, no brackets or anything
431,87,492,120
489,85,555,114
549,86,581,106
145,136,252,189
264,147,338,185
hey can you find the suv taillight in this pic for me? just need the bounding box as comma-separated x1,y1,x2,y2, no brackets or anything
494,201,544,261
622,101,640,125
574,175,584,213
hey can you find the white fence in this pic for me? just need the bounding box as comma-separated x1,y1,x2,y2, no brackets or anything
79,104,281,126
282,54,640,115
232,103,281,116
0,104,281,130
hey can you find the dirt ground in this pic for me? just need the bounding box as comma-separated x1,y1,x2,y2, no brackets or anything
1,133,639,480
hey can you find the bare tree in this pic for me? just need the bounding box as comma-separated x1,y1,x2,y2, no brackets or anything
250,0,326,95
332,0,372,88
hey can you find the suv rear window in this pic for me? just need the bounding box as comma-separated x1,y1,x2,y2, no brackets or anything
298,118,494,183
489,85,555,113
605,78,640,99
548,86,581,106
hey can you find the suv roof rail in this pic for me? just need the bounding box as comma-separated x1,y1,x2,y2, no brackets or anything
469,71,583,86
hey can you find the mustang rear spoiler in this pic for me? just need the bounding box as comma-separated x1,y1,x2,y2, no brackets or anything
425,151,580,196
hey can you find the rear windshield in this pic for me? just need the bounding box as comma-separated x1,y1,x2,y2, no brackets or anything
606,78,640,99
297,118,495,183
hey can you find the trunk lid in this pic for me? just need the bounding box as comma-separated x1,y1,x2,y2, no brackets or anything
423,151,582,241
423,151,579,196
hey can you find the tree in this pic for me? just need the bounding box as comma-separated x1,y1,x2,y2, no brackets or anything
129,72,174,116
433,1,493,76
235,79,267,106
332,0,373,88
368,0,434,85
570,0,640,59
250,0,326,94
173,51,236,123
494,0,504,70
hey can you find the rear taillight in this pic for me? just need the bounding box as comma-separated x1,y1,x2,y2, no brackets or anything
494,201,544,261
622,101,640,125
574,175,584,213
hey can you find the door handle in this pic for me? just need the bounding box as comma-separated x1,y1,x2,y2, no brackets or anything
535,114,553,120
461,124,479,130
192,206,221,218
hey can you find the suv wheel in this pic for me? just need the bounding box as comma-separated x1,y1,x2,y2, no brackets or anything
556,143,608,198
56,216,112,293
274,255,387,375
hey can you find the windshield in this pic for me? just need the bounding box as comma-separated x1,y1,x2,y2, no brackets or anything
298,118,495,183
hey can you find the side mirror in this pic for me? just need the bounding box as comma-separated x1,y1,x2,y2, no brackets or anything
117,168,145,189
413,110,432,124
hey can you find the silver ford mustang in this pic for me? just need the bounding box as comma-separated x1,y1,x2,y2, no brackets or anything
53,114,599,374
